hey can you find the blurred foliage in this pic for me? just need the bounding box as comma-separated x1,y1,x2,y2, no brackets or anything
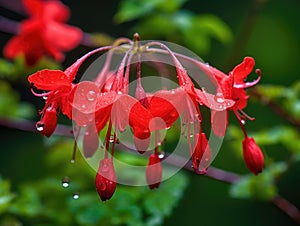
115,0,232,55
1,0,300,225
0,80,34,118
0,138,188,226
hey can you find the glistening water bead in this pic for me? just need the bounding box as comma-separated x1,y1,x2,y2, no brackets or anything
62,177,70,188
73,193,80,200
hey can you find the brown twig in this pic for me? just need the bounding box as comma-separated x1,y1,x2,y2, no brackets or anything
273,195,300,224
2,116,300,225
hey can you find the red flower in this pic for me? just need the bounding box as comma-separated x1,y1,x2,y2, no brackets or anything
4,0,82,66
192,132,212,174
146,153,162,189
242,137,264,175
95,158,117,201
205,57,261,137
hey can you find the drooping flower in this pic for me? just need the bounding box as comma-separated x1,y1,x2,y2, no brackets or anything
242,137,264,175
95,158,117,201
28,34,263,200
146,153,162,189
4,0,82,66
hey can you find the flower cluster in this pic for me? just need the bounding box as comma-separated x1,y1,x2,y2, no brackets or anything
3,0,82,66
29,35,264,201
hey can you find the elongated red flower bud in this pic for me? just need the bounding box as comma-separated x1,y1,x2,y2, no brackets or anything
192,133,211,174
95,158,117,201
83,124,99,158
242,137,264,175
146,153,162,189
36,107,57,137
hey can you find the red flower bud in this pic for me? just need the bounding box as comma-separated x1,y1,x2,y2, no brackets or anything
36,107,57,137
192,133,211,174
83,125,99,158
242,137,264,175
146,153,162,189
95,158,117,201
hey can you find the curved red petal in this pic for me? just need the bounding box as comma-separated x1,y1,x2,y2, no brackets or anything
83,125,99,158
211,110,228,137
146,154,162,189
231,57,255,84
28,70,70,90
44,22,82,51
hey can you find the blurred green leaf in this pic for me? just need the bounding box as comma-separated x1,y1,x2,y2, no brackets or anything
0,177,15,214
115,0,187,23
0,80,34,118
229,162,287,201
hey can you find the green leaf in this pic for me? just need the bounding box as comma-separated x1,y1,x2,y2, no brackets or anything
229,162,287,201
0,177,16,214
115,0,187,23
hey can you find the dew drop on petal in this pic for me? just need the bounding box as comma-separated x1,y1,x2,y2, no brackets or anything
241,119,246,125
214,92,225,103
73,193,80,200
117,91,123,95
87,90,96,101
158,152,165,159
109,135,115,143
43,96,47,100
62,177,70,188
36,122,44,131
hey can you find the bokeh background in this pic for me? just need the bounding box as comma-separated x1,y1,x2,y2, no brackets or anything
1,0,300,225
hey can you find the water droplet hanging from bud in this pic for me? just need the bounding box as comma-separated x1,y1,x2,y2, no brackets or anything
62,176,70,188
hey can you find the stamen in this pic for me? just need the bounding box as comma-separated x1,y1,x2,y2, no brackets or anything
239,109,255,121
30,88,53,97
233,110,248,138
234,68,262,89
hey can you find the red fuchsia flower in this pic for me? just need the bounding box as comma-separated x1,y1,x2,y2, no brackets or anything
4,0,82,66
146,153,162,189
242,137,264,175
28,34,263,200
95,158,117,201
195,57,264,174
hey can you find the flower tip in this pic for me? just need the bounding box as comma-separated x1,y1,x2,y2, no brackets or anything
242,137,264,175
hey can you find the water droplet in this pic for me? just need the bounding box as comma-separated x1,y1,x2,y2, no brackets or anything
189,134,194,138
241,119,246,125
215,93,225,103
62,177,70,188
43,96,47,100
171,90,176,94
158,152,165,159
102,164,109,172
81,104,87,109
109,135,115,143
73,193,80,200
70,159,75,164
36,122,44,131
87,90,96,101
117,91,123,95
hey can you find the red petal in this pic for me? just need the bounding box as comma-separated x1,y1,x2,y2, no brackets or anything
44,22,82,51
28,70,70,90
211,110,228,137
43,1,70,22
231,57,255,85
23,0,42,17
192,133,211,173
146,154,162,189
148,89,180,130
83,124,99,158
194,88,235,111
36,107,57,137
95,158,117,201
242,137,264,175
